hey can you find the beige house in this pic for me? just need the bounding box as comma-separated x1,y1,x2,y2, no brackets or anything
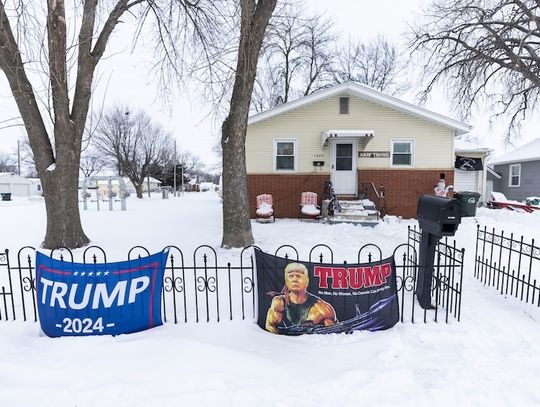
246,82,472,219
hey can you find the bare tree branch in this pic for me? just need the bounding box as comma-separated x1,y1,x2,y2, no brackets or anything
410,0,540,142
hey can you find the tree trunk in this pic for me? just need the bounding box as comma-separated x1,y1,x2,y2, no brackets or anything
40,143,89,249
221,118,254,247
135,183,144,199
221,0,277,248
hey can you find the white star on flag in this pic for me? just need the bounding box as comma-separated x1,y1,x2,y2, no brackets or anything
88,272,93,276
96,271,101,276
104,271,110,276
74,272,78,276
81,272,86,276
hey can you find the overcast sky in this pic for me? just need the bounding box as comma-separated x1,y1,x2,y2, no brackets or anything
0,0,537,169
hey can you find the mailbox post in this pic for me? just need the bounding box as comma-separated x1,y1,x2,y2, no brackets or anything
416,195,462,309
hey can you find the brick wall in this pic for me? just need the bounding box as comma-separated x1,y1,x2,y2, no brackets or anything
247,170,454,219
359,169,454,219
247,174,330,218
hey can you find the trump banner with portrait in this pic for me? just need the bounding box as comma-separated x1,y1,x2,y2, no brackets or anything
36,250,169,337
255,248,399,335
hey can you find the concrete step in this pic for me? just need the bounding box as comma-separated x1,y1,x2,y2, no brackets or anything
325,198,380,226
327,216,380,227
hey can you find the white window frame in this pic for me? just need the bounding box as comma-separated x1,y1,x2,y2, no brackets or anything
273,139,298,173
509,163,521,187
390,139,415,167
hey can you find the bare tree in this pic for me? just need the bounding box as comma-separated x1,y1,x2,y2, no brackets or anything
0,1,217,249
252,8,335,112
220,0,277,247
92,106,174,198
79,150,106,178
333,35,407,95
411,0,540,141
0,151,15,172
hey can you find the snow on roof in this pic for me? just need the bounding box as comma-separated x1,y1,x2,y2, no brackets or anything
0,172,32,183
248,82,472,134
454,138,493,154
489,137,540,165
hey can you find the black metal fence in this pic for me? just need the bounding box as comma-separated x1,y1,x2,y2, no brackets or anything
407,226,464,322
0,227,464,326
475,225,540,306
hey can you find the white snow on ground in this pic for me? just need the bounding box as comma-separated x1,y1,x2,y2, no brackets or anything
1,192,540,406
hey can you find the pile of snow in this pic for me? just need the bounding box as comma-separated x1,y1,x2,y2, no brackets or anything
1,193,540,406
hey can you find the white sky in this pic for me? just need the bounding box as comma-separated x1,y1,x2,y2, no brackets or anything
0,0,537,167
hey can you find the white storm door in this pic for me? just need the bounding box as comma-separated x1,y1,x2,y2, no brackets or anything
331,140,357,195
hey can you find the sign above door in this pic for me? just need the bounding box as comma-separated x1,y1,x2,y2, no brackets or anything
358,151,390,158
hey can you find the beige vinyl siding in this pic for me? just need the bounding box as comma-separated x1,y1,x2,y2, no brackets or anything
246,96,455,174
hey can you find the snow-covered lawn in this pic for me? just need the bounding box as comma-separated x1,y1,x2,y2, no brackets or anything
1,192,540,406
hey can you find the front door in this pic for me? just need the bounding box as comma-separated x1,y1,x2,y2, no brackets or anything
331,140,357,195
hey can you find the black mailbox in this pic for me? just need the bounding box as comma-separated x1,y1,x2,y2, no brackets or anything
416,195,462,309
417,195,461,236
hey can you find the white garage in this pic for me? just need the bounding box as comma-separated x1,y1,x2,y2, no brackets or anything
0,172,33,197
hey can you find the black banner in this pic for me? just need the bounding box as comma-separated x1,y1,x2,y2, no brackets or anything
455,155,483,171
255,249,399,335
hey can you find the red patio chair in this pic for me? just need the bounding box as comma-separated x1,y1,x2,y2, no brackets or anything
256,194,275,222
299,191,321,221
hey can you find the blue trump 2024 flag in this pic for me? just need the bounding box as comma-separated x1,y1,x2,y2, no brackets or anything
36,250,169,337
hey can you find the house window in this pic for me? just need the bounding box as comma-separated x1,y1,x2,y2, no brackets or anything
339,97,349,114
391,140,414,166
509,164,521,187
274,139,297,171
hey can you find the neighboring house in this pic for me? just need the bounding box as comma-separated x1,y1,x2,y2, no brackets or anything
454,139,493,205
245,82,471,219
126,177,162,193
186,176,200,192
0,172,33,196
199,182,215,192
487,138,540,202
28,178,43,196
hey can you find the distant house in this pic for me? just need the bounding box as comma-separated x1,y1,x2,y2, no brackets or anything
0,172,33,196
453,139,493,204
186,176,200,192
245,82,471,219
28,178,43,196
199,182,215,192
487,138,540,201
79,174,162,198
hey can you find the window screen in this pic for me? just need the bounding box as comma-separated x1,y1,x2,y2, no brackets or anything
392,141,412,166
276,141,295,170
509,164,521,186
336,143,353,170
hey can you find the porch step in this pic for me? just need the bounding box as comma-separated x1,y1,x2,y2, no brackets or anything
336,194,358,201
327,199,380,227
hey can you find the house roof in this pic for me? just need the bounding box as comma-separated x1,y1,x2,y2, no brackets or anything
454,138,493,155
248,82,472,135
0,172,32,183
489,137,540,165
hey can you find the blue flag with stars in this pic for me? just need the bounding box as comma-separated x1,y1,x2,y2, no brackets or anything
35,249,169,337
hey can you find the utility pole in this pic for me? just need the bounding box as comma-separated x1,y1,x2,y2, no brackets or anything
17,140,20,175
181,163,184,196
173,140,177,197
